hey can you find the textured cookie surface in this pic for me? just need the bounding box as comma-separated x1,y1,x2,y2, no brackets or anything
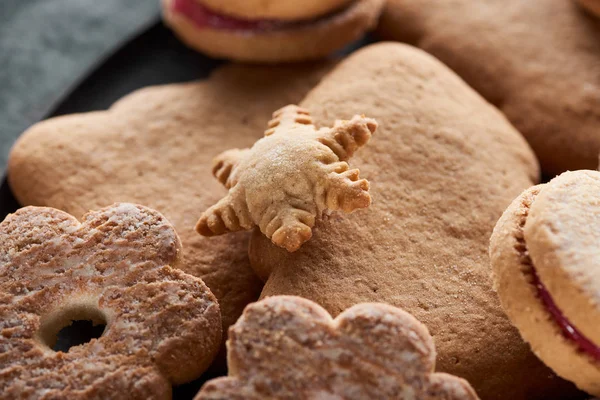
526,171,600,346
249,43,579,400
7,63,332,356
490,171,600,396
0,204,221,399
197,105,376,252
196,296,479,400
377,0,600,175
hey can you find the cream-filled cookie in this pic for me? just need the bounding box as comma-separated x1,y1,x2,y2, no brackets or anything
244,43,581,400
490,170,600,396
199,0,353,21
162,0,385,62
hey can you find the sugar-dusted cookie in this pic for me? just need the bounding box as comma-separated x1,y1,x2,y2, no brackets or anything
577,0,600,17
162,0,385,62
195,296,479,400
197,105,377,252
377,0,600,176
248,43,581,399
7,62,332,360
490,170,600,396
0,203,221,398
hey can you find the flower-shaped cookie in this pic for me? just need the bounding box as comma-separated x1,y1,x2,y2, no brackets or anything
196,105,377,252
195,296,480,400
0,203,221,399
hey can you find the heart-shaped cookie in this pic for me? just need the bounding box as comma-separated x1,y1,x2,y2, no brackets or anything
248,43,580,399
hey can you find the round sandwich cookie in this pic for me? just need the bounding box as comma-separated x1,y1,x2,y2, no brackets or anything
161,0,385,62
199,0,353,20
490,170,600,396
577,0,600,17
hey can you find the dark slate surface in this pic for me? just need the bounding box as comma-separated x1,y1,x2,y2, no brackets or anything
0,0,160,176
0,20,222,219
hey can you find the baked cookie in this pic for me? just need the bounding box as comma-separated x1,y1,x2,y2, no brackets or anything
195,296,479,400
490,170,600,396
199,0,352,20
577,0,600,17
377,0,600,176
197,105,377,252
0,203,221,398
7,62,332,362
162,0,385,62
248,43,581,399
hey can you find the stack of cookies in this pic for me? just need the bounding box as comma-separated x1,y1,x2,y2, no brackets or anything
3,1,599,399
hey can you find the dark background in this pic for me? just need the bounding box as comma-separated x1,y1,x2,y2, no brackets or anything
0,1,222,216
0,0,161,176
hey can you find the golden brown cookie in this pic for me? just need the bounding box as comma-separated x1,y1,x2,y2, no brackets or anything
199,0,353,21
197,105,377,252
490,170,600,396
162,0,385,62
377,0,600,176
248,43,581,399
195,296,479,400
577,0,600,17
0,203,221,398
7,62,332,364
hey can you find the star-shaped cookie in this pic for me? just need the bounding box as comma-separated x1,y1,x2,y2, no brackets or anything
196,105,377,252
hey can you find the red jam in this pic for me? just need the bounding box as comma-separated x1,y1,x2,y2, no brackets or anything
531,266,600,361
172,0,287,31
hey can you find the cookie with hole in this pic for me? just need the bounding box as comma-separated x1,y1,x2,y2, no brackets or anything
161,0,385,62
0,203,221,399
246,42,582,399
7,62,334,368
195,296,479,400
376,0,600,177
490,170,600,397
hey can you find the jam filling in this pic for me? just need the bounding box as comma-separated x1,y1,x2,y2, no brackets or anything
172,0,285,31
531,266,600,361
171,0,346,31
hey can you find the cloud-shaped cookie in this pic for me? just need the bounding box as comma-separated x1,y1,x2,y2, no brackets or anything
0,203,221,398
196,105,377,252
8,63,334,352
195,296,479,400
